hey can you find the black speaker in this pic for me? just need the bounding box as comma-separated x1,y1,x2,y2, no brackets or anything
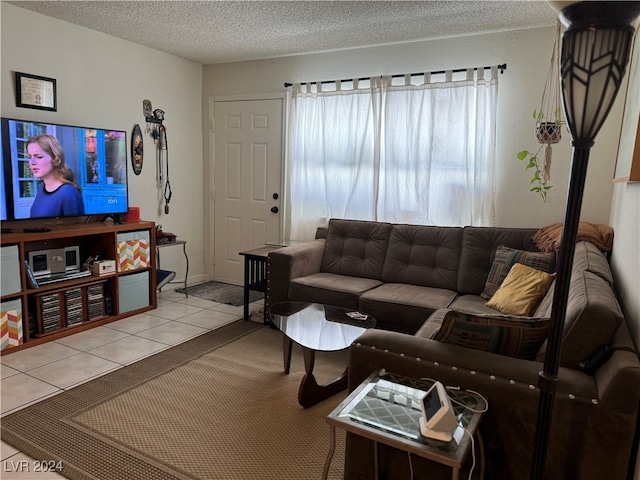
104,292,114,315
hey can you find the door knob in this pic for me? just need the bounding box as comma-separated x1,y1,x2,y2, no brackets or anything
271,206,279,213
273,193,279,200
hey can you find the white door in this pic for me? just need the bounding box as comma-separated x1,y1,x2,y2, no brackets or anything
212,98,283,284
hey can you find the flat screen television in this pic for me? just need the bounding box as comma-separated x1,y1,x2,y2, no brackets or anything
1,118,128,221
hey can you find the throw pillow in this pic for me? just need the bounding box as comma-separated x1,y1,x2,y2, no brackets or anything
431,310,550,360
486,263,555,316
481,245,556,300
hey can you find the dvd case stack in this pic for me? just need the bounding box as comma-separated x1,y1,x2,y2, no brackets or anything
65,288,83,326
87,284,105,321
40,293,61,333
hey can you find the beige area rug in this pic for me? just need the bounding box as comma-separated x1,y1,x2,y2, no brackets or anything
1,320,348,480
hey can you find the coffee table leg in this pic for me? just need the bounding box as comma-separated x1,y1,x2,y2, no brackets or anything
298,347,349,408
302,346,315,373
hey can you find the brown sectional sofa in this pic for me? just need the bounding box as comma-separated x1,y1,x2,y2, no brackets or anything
267,218,640,479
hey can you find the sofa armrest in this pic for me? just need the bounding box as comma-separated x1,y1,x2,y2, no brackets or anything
267,239,326,309
348,329,597,403
346,329,638,480
595,322,640,413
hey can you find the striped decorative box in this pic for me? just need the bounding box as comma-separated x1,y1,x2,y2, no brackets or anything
1,299,23,351
117,231,151,272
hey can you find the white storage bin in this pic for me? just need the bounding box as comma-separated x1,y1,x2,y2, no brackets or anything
1,245,21,296
118,271,150,314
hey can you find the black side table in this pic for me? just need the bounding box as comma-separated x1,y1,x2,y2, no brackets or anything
239,246,283,323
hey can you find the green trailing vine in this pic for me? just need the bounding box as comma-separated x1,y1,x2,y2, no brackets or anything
517,145,552,202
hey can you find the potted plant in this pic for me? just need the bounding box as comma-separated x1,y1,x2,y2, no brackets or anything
517,109,563,202
517,22,565,202
534,108,562,144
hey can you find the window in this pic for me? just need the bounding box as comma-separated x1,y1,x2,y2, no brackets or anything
287,68,499,239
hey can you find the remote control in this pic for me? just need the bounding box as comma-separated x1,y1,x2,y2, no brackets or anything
23,227,52,233
1,228,14,234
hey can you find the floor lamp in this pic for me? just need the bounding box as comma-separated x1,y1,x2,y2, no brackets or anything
531,2,640,479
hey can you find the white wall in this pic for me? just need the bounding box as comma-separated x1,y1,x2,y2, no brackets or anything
611,183,640,345
202,26,625,233
1,3,205,284
609,51,640,480
609,27,640,352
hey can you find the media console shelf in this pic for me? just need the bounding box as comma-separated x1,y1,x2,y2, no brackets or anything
0,221,157,355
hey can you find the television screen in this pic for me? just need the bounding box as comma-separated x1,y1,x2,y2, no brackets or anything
0,129,6,221
1,118,128,221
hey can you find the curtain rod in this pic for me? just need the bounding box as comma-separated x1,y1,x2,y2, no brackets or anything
284,63,506,88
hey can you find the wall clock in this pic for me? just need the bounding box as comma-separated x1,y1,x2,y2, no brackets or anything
131,123,143,175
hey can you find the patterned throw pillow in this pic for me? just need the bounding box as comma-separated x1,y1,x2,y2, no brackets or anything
481,246,556,300
431,310,550,360
485,263,555,316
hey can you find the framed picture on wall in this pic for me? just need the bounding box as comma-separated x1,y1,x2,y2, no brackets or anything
15,72,57,112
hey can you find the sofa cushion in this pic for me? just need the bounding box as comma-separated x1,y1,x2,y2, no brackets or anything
321,219,392,280
448,294,502,315
432,309,550,360
485,263,555,316
415,312,445,339
572,241,613,284
289,272,382,310
481,246,556,300
457,227,540,295
359,283,457,334
534,271,624,369
381,225,462,290
533,278,556,317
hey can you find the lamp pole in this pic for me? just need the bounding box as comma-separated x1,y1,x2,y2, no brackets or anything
531,2,640,479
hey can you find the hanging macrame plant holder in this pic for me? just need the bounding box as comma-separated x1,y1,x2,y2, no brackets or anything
535,20,564,183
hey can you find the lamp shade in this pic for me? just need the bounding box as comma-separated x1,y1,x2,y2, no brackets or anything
558,1,640,143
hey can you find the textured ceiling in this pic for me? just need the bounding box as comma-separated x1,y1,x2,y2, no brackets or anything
7,1,558,65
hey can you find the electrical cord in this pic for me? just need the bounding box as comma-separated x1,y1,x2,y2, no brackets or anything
406,428,478,480
446,386,489,414
419,377,489,413
463,427,476,480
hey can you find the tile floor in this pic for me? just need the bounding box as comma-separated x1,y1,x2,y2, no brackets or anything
0,288,263,479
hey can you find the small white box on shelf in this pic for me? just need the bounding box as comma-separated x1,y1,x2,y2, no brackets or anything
92,260,116,275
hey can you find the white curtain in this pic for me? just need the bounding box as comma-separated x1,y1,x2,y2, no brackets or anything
287,68,499,240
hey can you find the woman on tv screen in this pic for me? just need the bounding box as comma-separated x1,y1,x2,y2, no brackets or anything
27,134,84,218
